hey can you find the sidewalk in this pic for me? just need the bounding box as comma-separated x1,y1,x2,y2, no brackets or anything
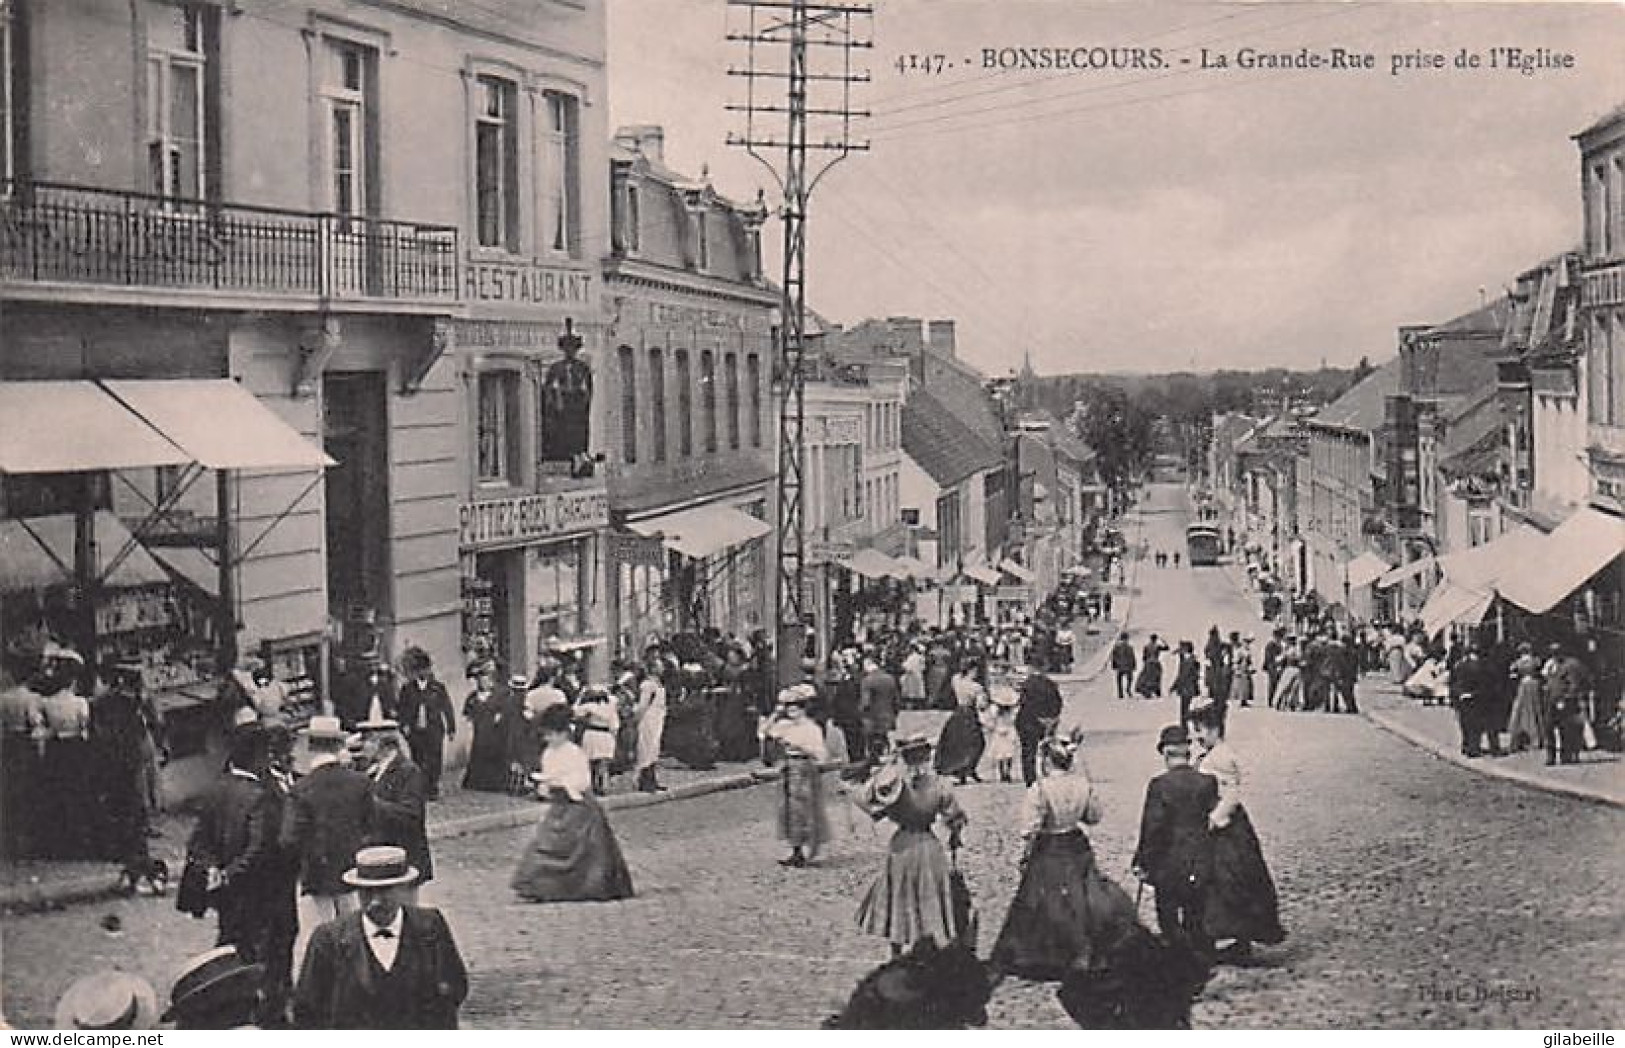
0,754,786,913
1358,676,1625,809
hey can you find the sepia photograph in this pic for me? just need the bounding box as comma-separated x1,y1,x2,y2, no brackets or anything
1,0,1623,1032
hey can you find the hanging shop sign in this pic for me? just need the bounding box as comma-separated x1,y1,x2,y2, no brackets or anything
459,489,609,551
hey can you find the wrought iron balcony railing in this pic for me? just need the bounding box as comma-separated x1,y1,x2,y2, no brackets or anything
1,179,459,303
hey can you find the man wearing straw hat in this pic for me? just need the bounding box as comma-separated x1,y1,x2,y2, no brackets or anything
356,719,433,895
284,715,373,979
293,846,468,1029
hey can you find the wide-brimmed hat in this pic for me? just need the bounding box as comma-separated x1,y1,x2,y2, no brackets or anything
776,686,809,707
355,717,401,733
990,687,1020,708
303,714,347,746
1157,725,1192,752
55,971,160,1030
162,947,263,1024
341,845,420,889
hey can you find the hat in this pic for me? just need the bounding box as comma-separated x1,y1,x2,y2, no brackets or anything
341,845,420,889
41,641,85,665
1157,725,1192,752
776,687,808,707
894,732,933,756
55,971,160,1031
990,687,1020,708
355,717,400,733
303,715,347,746
401,646,432,676
162,947,264,1024
1187,699,1222,727
230,705,260,729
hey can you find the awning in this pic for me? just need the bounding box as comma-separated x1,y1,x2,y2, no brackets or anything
104,380,334,471
890,555,932,580
1498,507,1625,614
963,563,1001,586
1437,525,1547,591
1419,582,1494,638
842,548,904,580
1378,556,1435,589
999,559,1037,584
1343,551,1392,590
0,382,191,474
0,512,170,592
628,503,771,561
150,546,221,596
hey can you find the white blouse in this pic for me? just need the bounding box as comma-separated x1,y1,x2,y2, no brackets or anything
762,715,828,760
1196,740,1244,828
535,740,592,801
1019,771,1102,839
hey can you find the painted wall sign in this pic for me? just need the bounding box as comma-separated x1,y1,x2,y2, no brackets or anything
459,489,609,550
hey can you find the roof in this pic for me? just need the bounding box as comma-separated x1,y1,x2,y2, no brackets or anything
1308,358,1401,434
1576,100,1625,142
902,386,1003,487
1438,387,1505,480
1428,297,1510,338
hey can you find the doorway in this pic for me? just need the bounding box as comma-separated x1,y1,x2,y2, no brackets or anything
323,373,392,647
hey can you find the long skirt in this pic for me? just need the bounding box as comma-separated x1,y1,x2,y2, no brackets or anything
1506,677,1546,751
934,707,985,778
779,756,830,854
511,794,635,903
1204,806,1286,946
990,831,1142,981
715,689,758,763
857,827,958,949
1135,661,1163,697
463,718,511,792
1228,667,1254,706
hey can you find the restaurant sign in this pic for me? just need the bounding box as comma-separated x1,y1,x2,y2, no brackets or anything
460,490,609,551
464,258,595,307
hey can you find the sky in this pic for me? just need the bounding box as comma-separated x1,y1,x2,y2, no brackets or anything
605,0,1625,377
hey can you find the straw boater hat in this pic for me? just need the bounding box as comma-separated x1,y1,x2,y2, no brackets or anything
990,686,1020,708
161,947,263,1025
55,971,160,1031
342,845,420,890
302,714,348,748
776,686,808,708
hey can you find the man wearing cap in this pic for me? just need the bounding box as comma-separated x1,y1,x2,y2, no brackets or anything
284,715,373,978
184,723,278,963
1132,726,1218,959
294,846,468,1029
359,723,433,892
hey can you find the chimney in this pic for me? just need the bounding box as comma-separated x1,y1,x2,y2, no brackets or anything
613,124,665,166
886,316,925,356
928,319,957,358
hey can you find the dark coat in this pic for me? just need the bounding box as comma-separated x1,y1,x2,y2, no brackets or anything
1172,654,1201,699
1132,764,1219,891
1110,641,1137,673
1015,672,1062,735
293,907,468,1030
369,757,433,883
284,761,374,897
186,770,276,891
398,678,457,741
860,670,901,733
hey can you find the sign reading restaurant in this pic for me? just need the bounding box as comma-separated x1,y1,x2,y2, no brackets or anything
464,258,594,306
460,490,609,551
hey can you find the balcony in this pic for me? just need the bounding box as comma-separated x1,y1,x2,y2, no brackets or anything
1,180,459,307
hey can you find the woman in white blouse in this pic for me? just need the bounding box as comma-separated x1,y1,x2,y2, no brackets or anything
1190,702,1286,960
989,733,1141,982
511,705,634,903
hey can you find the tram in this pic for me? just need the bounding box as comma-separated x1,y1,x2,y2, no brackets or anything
1185,522,1222,566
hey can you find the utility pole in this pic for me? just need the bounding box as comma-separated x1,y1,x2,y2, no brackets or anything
726,0,870,686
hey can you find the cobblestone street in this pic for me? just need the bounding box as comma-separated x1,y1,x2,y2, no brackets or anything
5,487,1622,1028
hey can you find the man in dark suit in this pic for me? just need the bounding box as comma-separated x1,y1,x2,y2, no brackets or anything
284,716,373,976
360,724,433,892
1172,642,1202,728
258,722,301,1026
184,724,278,961
1262,629,1285,707
294,846,468,1029
1015,661,1063,786
1450,640,1501,759
1109,636,1137,699
859,656,900,764
1132,725,1218,959
396,648,456,800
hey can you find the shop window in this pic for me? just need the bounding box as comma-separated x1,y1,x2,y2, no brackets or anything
649,348,667,463
747,353,762,448
701,350,717,453
477,370,521,484
324,40,375,219
725,353,740,450
474,75,519,250
675,350,692,457
540,90,579,257
618,345,637,465
146,2,216,205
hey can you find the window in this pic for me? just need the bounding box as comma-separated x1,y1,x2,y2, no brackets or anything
1595,164,1612,258
675,351,692,456
541,90,579,256
475,76,518,250
902,507,920,527
695,211,709,270
618,346,637,465
324,41,372,217
146,3,209,203
725,353,740,450
477,371,521,483
626,185,640,253
649,349,667,463
701,351,717,453
747,353,762,448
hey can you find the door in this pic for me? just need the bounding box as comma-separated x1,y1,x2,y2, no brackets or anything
323,373,392,646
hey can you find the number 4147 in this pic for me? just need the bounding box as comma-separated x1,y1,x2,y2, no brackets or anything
895,53,948,74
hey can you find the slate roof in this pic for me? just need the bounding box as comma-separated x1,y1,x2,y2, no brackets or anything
1438,387,1505,480
1308,357,1401,434
903,386,1003,488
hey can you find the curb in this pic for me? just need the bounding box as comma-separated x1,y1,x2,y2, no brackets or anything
1363,706,1625,811
1,762,790,913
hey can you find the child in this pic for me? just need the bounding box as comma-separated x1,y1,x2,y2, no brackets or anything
985,686,1020,784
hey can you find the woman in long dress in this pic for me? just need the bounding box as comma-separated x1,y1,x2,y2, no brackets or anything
1270,651,1303,711
1135,636,1165,698
760,685,830,867
1190,704,1285,959
989,735,1141,982
900,648,927,710
1228,637,1255,708
633,656,668,793
512,705,634,903
1505,643,1546,754
934,667,986,785
856,734,968,957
